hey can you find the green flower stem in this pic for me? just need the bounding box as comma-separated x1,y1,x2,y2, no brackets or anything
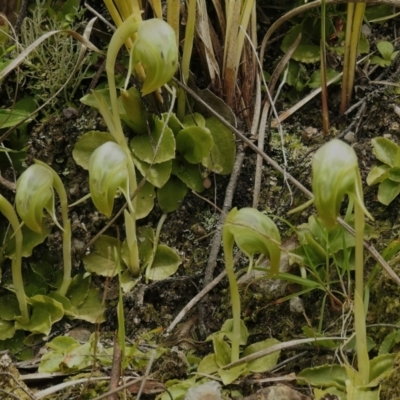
36,161,72,296
106,14,140,147
145,213,167,282
0,195,29,323
124,210,140,277
58,220,72,296
177,0,196,120
222,226,241,363
354,202,370,383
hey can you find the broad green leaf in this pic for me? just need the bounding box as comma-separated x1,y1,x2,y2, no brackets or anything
176,126,213,164
213,336,231,367
308,69,340,89
216,319,249,345
368,353,396,386
203,117,236,175
314,387,345,400
47,336,79,352
298,364,347,390
47,292,77,318
162,112,182,135
371,137,399,167
0,319,15,340
379,330,400,355
61,341,92,371
132,154,172,188
67,274,90,308
157,176,188,212
72,131,116,170
197,354,219,375
367,164,390,186
74,288,105,323
82,235,122,277
5,224,50,258
0,108,32,129
29,295,64,324
345,380,379,400
388,167,400,182
181,113,206,128
378,179,400,205
146,245,181,281
242,338,281,372
119,269,140,293
377,41,394,60
130,117,175,164
224,208,281,275
16,307,51,335
172,159,204,192
281,25,320,63
218,364,245,385
136,179,155,220
0,295,20,320
39,350,66,373
80,88,110,109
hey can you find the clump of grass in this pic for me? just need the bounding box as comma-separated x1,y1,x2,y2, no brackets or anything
18,0,92,111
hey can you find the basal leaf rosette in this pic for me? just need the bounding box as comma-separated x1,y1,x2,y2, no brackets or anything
131,19,178,95
312,139,372,228
16,164,57,233
89,141,131,217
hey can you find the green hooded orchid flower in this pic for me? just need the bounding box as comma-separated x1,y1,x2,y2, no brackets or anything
16,164,60,233
312,139,372,229
16,162,72,296
89,141,131,218
131,18,178,95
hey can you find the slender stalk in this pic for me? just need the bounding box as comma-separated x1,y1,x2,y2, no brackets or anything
354,202,369,384
145,213,167,282
0,195,29,323
124,210,140,277
320,0,329,134
177,0,196,120
36,160,72,297
222,226,241,362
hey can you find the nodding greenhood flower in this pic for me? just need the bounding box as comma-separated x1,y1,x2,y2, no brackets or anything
89,141,131,218
131,18,178,95
224,207,281,275
312,139,373,228
16,164,60,233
